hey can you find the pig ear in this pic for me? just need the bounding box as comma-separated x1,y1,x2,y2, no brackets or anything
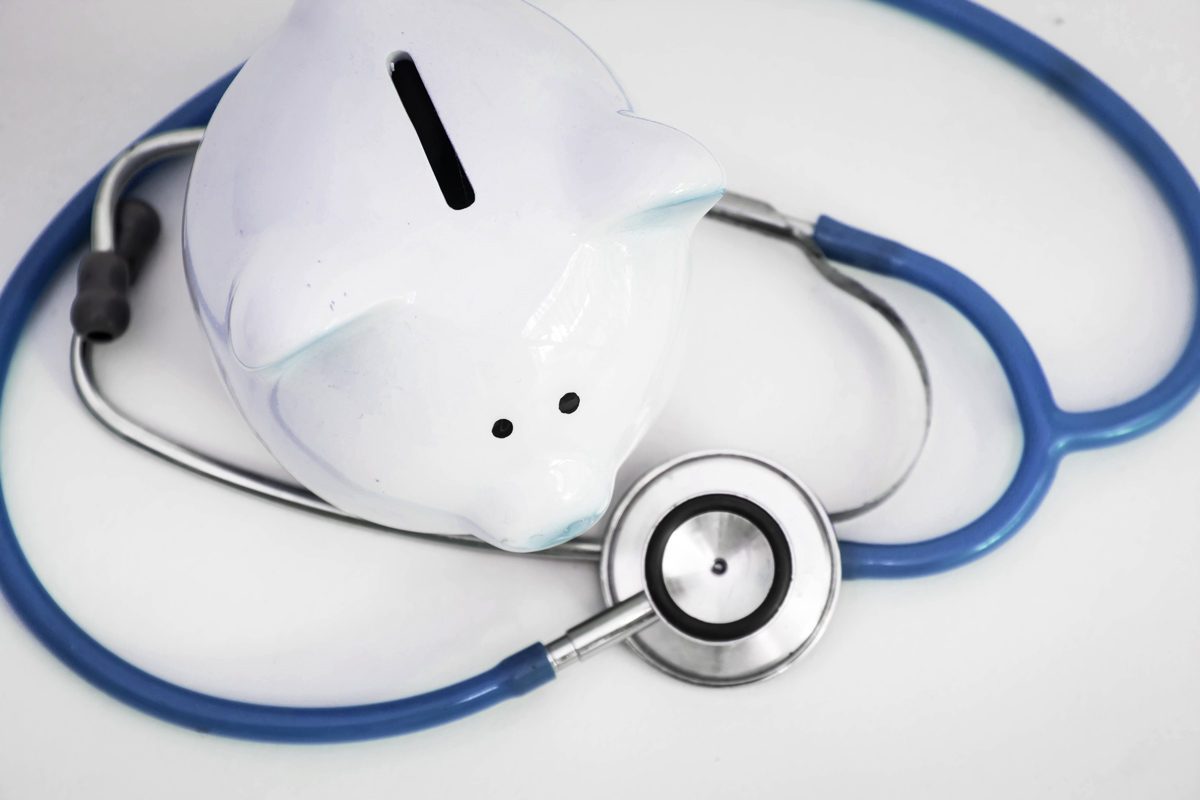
561,112,726,227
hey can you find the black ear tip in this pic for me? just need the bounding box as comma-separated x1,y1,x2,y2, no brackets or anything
70,292,131,340
72,198,162,340
116,197,161,232
72,251,132,340
115,198,162,277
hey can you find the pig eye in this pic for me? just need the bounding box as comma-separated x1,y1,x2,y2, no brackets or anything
558,392,580,414
492,419,513,438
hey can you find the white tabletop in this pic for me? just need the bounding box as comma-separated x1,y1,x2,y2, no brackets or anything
1,0,1197,797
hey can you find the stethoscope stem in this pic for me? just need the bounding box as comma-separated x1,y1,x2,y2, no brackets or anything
545,593,658,672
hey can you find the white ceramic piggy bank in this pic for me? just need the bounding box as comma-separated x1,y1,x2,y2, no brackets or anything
183,0,725,551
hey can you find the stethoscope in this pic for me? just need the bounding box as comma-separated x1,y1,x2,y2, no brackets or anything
1,0,1198,743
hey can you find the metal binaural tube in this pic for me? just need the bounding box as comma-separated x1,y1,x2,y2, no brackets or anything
71,332,603,560
91,127,205,253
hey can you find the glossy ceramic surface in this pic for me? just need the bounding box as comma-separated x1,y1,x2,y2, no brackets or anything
182,0,725,550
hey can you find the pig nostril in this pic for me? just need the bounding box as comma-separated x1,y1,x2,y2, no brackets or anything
558,392,580,414
491,419,513,438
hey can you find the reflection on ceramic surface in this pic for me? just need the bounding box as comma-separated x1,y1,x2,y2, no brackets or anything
183,0,725,550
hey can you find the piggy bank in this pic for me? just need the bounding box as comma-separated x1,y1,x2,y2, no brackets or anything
183,0,725,551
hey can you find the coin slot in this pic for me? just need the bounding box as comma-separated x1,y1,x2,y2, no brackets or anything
389,53,475,210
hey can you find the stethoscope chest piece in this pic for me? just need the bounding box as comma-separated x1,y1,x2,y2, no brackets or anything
602,452,841,686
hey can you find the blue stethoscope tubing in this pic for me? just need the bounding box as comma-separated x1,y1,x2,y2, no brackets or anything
0,0,1196,743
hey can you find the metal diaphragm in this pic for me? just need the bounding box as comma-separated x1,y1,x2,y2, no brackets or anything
601,451,840,686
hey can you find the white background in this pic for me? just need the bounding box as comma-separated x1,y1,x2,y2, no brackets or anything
1,0,1198,797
